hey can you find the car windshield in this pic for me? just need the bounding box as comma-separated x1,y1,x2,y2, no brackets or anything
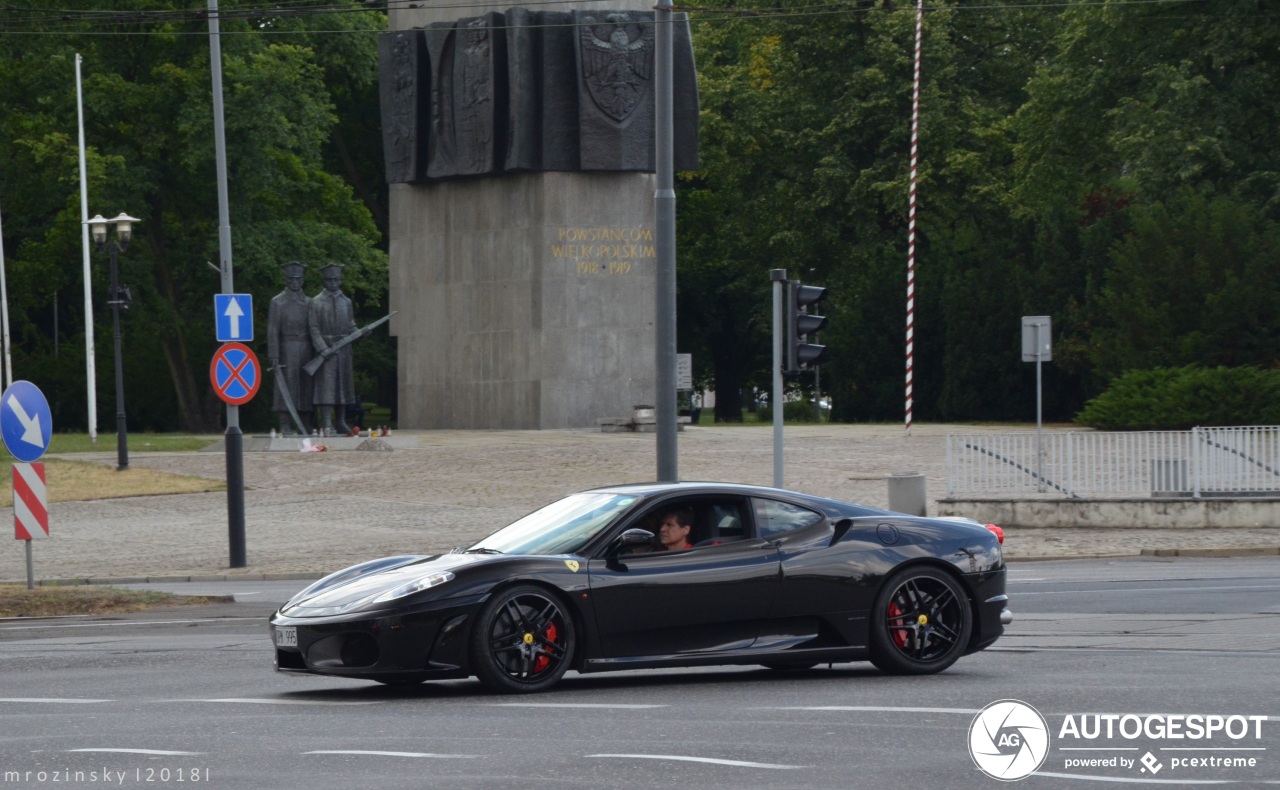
467,493,638,556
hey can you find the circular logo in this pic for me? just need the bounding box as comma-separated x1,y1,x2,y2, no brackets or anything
969,699,1050,781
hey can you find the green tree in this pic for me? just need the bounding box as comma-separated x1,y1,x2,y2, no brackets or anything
0,1,387,431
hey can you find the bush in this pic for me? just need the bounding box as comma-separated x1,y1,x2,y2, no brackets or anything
754,400,825,424
1075,366,1280,430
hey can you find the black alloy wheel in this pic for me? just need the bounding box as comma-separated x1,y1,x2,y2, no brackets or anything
470,585,575,693
869,566,972,675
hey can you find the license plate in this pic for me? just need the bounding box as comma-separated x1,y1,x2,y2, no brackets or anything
275,626,297,648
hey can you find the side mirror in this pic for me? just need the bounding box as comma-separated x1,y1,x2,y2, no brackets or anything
609,528,656,556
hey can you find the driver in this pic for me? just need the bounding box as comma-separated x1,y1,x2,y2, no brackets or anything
657,508,694,551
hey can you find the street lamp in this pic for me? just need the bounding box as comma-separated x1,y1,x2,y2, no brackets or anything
87,212,140,472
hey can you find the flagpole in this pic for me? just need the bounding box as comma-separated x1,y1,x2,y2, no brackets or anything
905,0,923,436
0,197,12,389
77,53,99,441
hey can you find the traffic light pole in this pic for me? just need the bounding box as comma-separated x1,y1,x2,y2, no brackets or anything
771,269,787,488
654,0,678,482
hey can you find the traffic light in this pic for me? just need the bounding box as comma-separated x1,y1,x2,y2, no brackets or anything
787,280,828,372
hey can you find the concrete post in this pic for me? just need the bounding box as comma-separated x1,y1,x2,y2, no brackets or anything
888,472,928,516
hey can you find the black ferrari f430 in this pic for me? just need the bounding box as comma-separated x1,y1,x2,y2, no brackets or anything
270,482,1010,693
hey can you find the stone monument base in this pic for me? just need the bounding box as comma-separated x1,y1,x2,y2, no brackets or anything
200,435,419,453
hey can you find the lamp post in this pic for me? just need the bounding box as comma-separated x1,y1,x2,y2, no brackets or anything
87,212,140,472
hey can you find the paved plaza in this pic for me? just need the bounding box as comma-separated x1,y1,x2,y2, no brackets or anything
3,424,1277,584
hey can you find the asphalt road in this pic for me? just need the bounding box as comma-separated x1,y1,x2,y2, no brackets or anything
0,556,1276,788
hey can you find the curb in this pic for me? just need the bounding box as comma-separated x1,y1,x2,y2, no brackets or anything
1139,546,1280,558
1,572,322,587
5,548,1278,586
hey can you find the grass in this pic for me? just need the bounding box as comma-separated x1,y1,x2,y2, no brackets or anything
0,584,229,618
0,432,223,505
0,457,224,507
1,432,218,458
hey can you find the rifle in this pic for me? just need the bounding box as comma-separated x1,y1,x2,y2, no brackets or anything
303,311,397,376
270,360,308,436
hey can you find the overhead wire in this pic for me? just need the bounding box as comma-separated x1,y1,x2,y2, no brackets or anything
0,0,1256,37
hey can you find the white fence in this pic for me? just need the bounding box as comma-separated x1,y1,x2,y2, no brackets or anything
946,427,1280,499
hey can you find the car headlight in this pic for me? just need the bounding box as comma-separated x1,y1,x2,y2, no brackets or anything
371,571,456,603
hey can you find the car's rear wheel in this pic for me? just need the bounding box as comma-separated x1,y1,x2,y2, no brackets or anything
869,566,972,675
470,585,575,693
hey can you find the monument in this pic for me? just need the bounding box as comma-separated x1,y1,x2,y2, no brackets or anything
382,3,698,429
267,261,313,435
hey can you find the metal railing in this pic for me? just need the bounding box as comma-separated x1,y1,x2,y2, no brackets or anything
946,427,1280,499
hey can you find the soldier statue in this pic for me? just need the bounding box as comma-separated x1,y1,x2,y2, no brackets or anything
266,261,313,435
308,263,361,436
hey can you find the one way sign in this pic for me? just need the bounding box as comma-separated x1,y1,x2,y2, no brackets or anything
215,294,253,342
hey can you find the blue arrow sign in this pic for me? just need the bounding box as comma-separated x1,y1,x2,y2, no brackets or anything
215,294,254,342
1,381,54,463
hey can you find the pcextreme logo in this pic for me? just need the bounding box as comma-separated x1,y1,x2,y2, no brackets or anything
969,699,1051,781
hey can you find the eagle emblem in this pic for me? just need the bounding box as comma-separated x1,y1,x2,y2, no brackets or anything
579,13,654,123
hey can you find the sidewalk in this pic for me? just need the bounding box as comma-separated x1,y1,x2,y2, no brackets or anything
4,425,1277,584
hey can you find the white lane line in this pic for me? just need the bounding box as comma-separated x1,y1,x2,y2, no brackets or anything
764,705,979,714
305,750,477,759
487,703,666,709
170,698,383,706
1014,584,1280,596
589,754,803,770
0,698,112,704
1032,771,1234,784
69,749,203,756
0,617,261,631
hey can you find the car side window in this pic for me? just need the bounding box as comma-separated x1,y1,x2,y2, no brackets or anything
753,498,823,539
619,498,751,552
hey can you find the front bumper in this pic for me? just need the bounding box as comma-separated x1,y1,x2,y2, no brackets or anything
270,595,483,681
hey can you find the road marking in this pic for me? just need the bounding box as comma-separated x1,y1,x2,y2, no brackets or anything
765,705,979,714
1012,584,1280,595
305,750,477,758
487,703,666,709
171,698,384,706
0,617,262,631
589,754,803,769
69,749,203,756
0,698,111,704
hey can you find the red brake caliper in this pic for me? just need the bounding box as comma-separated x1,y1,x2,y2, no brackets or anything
888,601,908,648
533,622,557,673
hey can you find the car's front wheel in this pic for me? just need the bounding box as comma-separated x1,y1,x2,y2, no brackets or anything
869,566,972,675
470,585,575,693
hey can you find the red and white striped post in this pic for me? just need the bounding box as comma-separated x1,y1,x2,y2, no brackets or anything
14,462,49,589
905,0,924,436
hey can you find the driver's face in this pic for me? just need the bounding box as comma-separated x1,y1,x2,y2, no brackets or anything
659,514,690,548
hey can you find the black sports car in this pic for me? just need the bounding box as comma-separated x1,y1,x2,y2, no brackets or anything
270,482,1009,693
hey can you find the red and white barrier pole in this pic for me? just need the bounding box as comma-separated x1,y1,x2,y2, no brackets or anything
905,0,923,436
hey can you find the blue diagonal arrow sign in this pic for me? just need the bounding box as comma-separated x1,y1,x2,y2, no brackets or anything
215,293,253,342
1,381,54,463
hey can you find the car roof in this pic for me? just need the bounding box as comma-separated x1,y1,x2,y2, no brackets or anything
581,481,894,515
586,481,788,497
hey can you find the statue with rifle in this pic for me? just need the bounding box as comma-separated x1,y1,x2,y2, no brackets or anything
305,263,395,436
267,261,313,436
